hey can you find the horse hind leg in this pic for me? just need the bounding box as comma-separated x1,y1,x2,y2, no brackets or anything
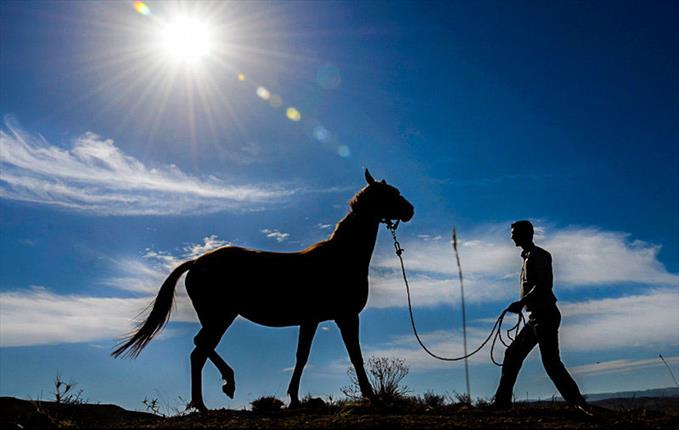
190,313,237,411
287,321,319,408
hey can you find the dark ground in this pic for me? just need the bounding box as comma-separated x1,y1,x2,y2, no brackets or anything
2,396,678,430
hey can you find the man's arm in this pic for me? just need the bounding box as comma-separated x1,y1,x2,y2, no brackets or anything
519,251,552,307
507,249,554,313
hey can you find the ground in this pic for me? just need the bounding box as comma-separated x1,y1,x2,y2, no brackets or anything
1,396,677,429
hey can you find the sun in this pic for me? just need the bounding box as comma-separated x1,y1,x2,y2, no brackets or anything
158,15,215,66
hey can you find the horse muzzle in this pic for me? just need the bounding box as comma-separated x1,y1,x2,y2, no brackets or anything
399,202,414,222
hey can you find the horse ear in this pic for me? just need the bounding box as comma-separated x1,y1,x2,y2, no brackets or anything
365,168,376,185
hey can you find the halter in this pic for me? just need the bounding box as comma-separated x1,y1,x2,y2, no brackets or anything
384,219,403,256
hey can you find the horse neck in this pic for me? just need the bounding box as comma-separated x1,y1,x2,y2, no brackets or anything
329,211,380,263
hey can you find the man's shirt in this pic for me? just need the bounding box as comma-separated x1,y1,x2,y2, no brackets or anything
520,245,557,311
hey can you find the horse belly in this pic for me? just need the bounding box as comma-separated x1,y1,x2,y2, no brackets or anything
235,277,333,326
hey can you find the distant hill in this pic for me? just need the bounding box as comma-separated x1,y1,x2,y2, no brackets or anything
584,387,679,402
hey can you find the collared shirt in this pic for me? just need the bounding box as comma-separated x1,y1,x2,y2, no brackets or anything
520,245,557,312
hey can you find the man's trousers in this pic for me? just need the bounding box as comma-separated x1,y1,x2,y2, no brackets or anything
494,306,584,405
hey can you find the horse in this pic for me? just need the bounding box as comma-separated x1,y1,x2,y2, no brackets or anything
112,169,414,411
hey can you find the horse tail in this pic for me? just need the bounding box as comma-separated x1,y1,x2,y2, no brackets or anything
111,260,195,358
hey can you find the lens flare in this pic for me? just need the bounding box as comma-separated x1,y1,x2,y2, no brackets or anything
256,86,271,100
133,1,151,16
238,73,246,81
337,145,351,158
313,125,329,142
286,107,301,122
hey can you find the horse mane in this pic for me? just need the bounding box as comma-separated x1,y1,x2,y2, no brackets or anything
328,186,372,242
348,185,371,215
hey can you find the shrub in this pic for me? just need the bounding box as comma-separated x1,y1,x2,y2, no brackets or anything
142,397,163,417
475,397,490,407
250,396,284,412
300,394,328,410
341,356,410,402
422,391,446,408
451,391,471,405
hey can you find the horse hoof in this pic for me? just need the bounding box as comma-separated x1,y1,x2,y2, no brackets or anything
288,399,300,410
303,397,327,409
188,400,208,413
222,381,235,399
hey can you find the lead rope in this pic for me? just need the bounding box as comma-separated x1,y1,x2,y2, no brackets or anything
385,221,525,366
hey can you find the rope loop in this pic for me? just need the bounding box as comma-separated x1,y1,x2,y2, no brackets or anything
385,223,525,366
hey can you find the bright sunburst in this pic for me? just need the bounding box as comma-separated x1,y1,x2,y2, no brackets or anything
54,1,339,157
158,16,214,66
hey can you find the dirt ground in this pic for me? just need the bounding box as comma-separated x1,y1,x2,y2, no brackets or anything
2,396,678,430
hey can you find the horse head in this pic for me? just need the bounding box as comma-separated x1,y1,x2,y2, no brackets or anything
350,169,414,224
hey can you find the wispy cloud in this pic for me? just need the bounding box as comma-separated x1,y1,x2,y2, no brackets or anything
261,228,290,242
0,120,296,215
570,355,679,377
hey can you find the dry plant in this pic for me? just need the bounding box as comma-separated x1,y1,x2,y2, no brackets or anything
52,373,84,405
250,395,285,412
341,356,410,402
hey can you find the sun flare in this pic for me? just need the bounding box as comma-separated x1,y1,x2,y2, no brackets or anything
158,16,214,65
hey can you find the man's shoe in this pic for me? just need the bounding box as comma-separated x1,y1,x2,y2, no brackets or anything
490,401,512,411
573,401,595,417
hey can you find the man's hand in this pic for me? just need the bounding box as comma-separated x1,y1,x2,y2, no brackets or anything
507,301,523,314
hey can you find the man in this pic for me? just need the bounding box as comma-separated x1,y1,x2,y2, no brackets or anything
493,220,588,412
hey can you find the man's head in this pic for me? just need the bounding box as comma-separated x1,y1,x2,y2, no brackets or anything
511,220,534,248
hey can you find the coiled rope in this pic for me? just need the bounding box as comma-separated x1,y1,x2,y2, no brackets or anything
385,221,525,366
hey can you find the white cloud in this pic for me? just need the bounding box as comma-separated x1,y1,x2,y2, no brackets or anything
3,220,679,356
558,289,679,351
261,228,290,242
0,286,148,347
0,286,199,347
368,223,679,309
367,273,513,309
0,120,295,215
351,288,679,371
183,235,231,258
546,227,679,286
0,235,232,347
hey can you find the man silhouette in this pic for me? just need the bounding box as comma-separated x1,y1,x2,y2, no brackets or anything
493,220,588,411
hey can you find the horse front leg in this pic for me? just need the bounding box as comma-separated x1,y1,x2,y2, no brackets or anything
287,321,319,408
337,314,375,401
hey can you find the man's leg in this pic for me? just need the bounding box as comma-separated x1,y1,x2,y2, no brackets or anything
494,323,538,407
535,313,585,405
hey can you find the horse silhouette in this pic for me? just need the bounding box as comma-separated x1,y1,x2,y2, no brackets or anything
112,169,414,411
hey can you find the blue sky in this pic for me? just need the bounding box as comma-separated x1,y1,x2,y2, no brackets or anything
1,0,678,411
